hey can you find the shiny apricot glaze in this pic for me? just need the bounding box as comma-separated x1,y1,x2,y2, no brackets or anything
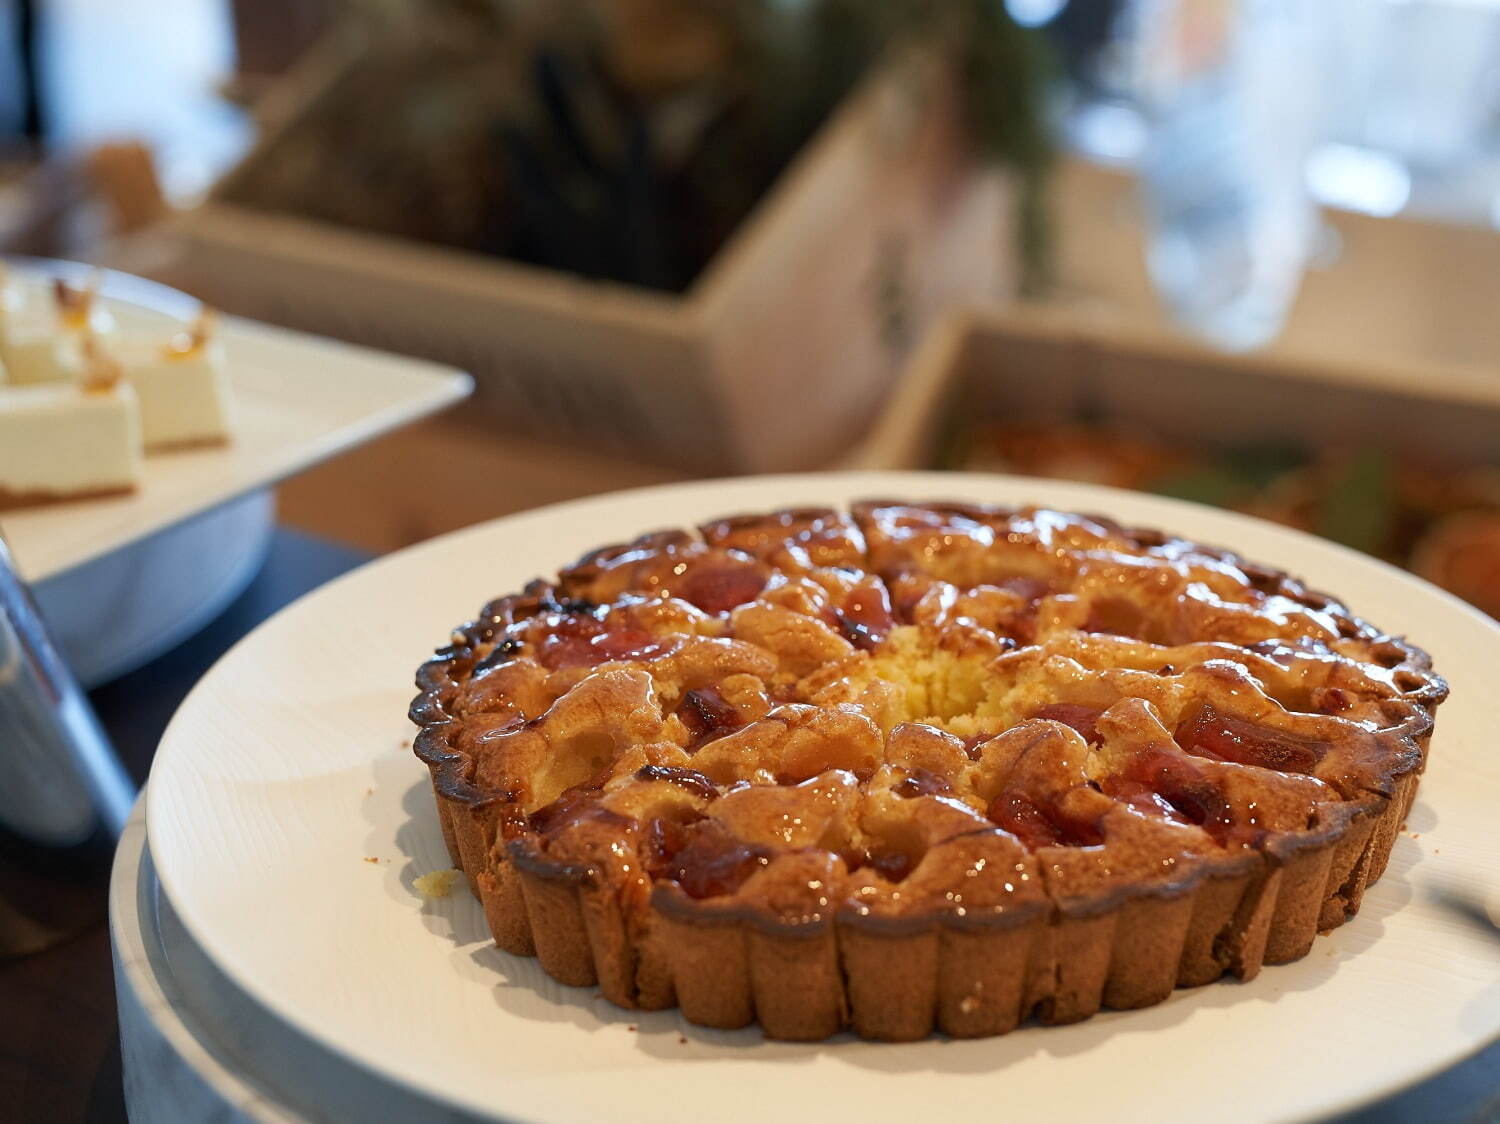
412,503,1446,1039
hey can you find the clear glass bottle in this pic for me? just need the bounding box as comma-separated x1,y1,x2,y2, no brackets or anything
1131,0,1331,350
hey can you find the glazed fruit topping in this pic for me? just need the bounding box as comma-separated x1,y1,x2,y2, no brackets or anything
1311,686,1353,715
864,849,918,882
634,764,719,801
673,561,768,615
894,767,952,799
1116,747,1239,844
1031,703,1105,744
677,686,745,746
1098,779,1190,824
528,785,628,837
834,579,896,651
986,790,1105,849
650,818,773,899
537,618,674,670
1175,704,1325,773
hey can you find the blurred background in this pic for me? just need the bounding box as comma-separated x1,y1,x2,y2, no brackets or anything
6,8,1500,1119
4,0,1500,614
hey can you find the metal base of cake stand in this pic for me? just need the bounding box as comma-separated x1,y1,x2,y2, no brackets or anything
110,797,479,1123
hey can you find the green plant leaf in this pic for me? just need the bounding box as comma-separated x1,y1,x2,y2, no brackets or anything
1150,465,1251,509
1316,449,1395,557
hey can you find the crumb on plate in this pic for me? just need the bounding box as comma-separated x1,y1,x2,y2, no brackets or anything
414,868,462,899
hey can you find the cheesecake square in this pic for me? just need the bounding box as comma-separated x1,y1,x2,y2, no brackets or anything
0,381,143,509
119,315,233,450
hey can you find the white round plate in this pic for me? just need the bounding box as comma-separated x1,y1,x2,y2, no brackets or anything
147,473,1500,1124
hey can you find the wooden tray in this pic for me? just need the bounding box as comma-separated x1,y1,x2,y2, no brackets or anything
140,49,1011,474
851,305,1500,472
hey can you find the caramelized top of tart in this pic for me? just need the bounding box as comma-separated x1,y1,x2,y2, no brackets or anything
414,503,1444,929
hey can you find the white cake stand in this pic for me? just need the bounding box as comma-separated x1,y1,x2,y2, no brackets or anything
110,797,482,1123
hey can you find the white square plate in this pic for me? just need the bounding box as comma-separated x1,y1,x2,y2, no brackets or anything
0,261,471,583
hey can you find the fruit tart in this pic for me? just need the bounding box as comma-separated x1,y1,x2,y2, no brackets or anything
409,502,1445,1040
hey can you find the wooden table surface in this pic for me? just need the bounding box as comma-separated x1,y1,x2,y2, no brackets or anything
0,527,1493,1123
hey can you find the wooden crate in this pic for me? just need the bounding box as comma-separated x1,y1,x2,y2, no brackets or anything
851,304,1500,471
140,49,1011,474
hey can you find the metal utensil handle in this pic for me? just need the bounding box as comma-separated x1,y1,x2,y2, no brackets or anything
0,532,135,847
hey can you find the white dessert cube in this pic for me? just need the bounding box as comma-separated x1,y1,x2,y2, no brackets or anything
0,380,143,508
119,329,233,450
0,276,114,386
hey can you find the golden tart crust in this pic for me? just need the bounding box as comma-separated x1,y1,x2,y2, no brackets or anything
410,502,1446,1041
